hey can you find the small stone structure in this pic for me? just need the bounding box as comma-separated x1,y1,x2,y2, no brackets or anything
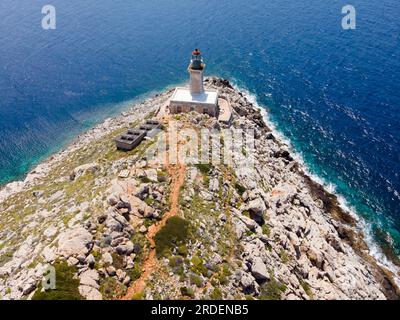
114,119,161,151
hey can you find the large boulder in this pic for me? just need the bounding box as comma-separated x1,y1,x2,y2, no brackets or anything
79,285,102,300
79,270,99,289
57,227,93,258
250,257,269,281
248,197,267,216
70,162,99,181
79,270,102,300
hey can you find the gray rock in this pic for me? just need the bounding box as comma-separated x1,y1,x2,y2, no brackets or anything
248,197,267,217
102,252,113,265
118,170,130,178
251,257,269,281
86,254,95,268
107,194,119,206
144,169,158,182
57,227,93,258
79,285,102,300
105,217,123,232
106,266,116,276
71,162,99,181
79,270,100,289
219,213,227,222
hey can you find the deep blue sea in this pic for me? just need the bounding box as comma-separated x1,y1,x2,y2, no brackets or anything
0,1,399,261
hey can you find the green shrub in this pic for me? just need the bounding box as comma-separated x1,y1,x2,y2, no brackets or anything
100,277,126,300
169,256,183,268
180,286,195,298
195,163,212,175
259,278,287,300
190,274,204,288
127,264,142,282
190,255,208,277
209,288,223,300
300,280,313,299
32,261,83,300
234,183,246,196
279,249,290,264
157,170,168,182
154,217,190,258
177,245,188,257
144,197,155,206
261,224,271,237
131,291,145,300
111,252,125,269
140,176,152,184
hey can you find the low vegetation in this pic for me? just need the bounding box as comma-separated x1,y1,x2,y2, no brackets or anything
259,277,287,300
154,216,190,258
32,261,83,300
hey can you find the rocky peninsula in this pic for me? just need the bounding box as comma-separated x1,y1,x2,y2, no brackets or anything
0,77,399,300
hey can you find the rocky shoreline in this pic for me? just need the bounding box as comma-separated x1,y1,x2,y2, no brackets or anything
0,77,399,300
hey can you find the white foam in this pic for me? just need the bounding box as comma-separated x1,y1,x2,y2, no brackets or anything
231,80,400,285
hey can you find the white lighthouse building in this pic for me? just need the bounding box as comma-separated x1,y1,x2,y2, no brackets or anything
169,49,219,116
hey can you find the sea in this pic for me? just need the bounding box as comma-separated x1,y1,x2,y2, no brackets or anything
0,1,399,265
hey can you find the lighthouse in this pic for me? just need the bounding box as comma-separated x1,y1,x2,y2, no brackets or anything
169,49,219,117
189,49,205,94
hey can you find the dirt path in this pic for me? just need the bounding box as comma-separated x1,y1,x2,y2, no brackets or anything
122,121,186,300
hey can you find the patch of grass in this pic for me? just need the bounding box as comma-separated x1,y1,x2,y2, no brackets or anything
190,255,208,277
154,216,190,258
234,183,246,196
202,175,210,187
144,197,155,206
140,176,152,184
32,261,83,300
209,287,223,300
127,264,142,282
190,274,204,288
0,251,13,267
99,277,126,300
131,291,145,300
261,224,271,237
259,278,287,300
279,249,290,264
169,255,183,268
177,245,188,257
180,286,195,298
300,280,313,299
195,163,212,175
157,170,168,183
111,252,125,269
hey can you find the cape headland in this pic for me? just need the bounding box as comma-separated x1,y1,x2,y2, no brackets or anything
0,76,399,300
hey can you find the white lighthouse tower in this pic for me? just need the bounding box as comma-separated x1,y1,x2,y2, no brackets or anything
169,49,219,116
189,48,205,94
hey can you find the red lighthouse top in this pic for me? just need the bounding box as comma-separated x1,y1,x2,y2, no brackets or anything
192,48,201,55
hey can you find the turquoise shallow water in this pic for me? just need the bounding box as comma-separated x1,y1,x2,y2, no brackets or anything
0,1,399,261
